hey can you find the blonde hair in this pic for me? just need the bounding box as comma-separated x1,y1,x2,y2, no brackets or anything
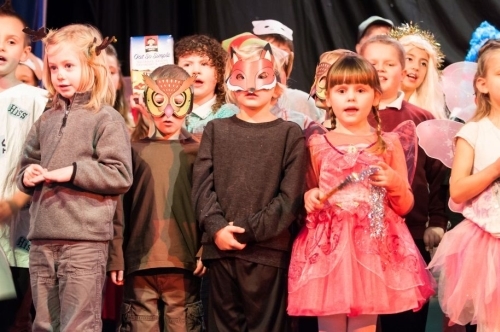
472,39,500,121
42,24,115,110
319,49,354,64
399,35,446,119
224,42,286,105
326,54,386,154
360,34,406,69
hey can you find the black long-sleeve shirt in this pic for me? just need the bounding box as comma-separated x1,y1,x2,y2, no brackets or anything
192,115,307,268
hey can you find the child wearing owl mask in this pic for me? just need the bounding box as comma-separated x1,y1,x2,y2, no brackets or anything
108,64,205,331
191,34,307,331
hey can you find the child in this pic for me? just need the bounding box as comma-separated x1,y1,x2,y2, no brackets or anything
355,16,394,53
191,37,306,331
16,24,133,331
391,23,447,119
428,39,500,332
105,44,134,128
360,34,448,332
16,52,43,87
223,32,323,138
175,34,237,138
0,2,48,330
288,53,434,332
253,19,326,123
108,64,204,331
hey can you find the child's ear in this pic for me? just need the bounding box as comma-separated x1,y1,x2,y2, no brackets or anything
272,84,283,100
19,46,31,63
475,76,488,94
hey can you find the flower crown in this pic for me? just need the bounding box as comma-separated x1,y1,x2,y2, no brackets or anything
390,22,445,68
465,21,500,62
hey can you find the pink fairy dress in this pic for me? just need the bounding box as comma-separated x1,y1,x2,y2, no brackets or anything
428,117,500,330
288,130,435,317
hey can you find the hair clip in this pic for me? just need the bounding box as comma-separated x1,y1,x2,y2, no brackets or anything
0,0,15,13
22,27,47,42
94,36,117,56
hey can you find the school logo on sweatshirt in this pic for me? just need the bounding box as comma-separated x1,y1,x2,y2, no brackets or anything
7,103,29,120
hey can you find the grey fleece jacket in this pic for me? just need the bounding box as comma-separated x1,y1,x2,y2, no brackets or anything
16,92,133,242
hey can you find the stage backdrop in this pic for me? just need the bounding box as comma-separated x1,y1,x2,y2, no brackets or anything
43,0,500,93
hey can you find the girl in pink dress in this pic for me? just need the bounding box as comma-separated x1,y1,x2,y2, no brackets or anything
288,54,435,332
428,39,500,332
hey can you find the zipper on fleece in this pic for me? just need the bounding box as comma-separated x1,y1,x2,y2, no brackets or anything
58,102,72,136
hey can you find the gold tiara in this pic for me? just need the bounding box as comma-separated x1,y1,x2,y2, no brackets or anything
390,22,445,68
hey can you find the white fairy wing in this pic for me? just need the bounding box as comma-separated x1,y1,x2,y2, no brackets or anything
416,119,463,168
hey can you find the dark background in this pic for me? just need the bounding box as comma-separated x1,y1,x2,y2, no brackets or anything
37,0,500,92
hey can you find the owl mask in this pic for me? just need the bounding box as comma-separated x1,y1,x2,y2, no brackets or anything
226,43,277,93
143,74,196,118
309,62,331,105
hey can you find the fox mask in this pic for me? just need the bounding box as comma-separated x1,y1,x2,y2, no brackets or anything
226,43,277,93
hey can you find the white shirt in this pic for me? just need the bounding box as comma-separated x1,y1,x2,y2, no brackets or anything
0,84,47,267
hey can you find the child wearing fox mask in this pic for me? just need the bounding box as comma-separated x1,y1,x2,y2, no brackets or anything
191,34,307,331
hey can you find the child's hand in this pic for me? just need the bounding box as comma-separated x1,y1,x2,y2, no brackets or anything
214,225,246,250
0,200,13,223
423,226,445,251
369,162,399,190
129,93,148,116
23,164,47,187
304,188,325,213
42,166,74,183
193,258,207,277
110,270,124,286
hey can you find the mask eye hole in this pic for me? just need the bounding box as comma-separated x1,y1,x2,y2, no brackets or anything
318,77,326,89
153,93,165,106
173,93,185,106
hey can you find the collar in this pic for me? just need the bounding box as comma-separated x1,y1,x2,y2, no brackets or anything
54,91,92,110
379,91,404,110
191,96,216,119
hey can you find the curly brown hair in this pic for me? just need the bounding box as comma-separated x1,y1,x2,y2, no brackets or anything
174,34,227,113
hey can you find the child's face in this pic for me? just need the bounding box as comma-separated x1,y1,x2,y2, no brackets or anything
106,54,121,90
476,51,500,110
326,83,379,130
152,112,185,139
16,64,37,86
361,43,403,100
0,16,30,79
177,54,217,106
234,86,277,113
402,46,428,95
47,44,83,100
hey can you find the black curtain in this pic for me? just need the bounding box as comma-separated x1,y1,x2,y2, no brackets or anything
46,0,500,92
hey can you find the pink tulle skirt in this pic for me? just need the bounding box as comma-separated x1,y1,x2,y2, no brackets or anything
428,219,500,329
288,204,435,316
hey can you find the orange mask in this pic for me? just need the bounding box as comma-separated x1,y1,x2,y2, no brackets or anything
226,44,277,93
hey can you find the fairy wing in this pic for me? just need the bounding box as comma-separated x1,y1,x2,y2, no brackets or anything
442,61,477,123
391,120,418,184
416,119,463,168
